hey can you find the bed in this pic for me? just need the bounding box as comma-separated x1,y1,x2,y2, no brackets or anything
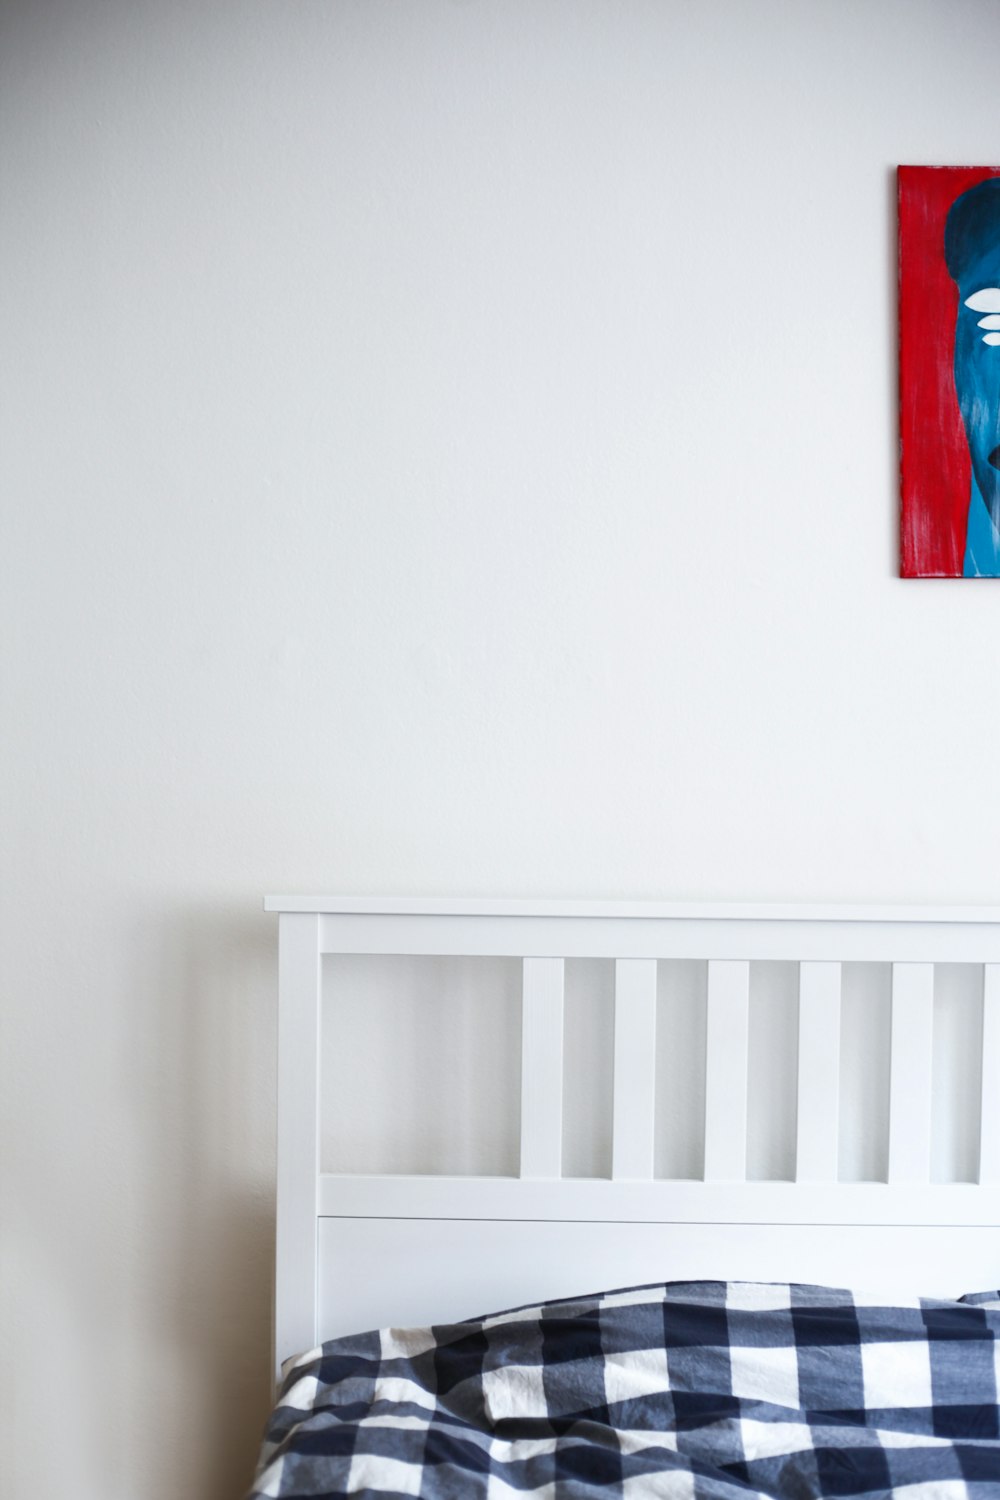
248,898,1000,1497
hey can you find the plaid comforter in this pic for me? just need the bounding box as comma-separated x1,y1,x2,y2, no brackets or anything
249,1282,1000,1497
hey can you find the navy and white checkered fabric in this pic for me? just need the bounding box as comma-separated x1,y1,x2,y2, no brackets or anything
249,1282,1000,1497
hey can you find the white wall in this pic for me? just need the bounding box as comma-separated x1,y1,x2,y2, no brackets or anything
4,1,1000,1495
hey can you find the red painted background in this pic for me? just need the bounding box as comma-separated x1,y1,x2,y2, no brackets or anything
899,165,1000,578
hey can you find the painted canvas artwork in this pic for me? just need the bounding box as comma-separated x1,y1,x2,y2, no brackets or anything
899,165,1000,577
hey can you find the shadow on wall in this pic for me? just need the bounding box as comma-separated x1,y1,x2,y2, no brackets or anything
123,902,276,1500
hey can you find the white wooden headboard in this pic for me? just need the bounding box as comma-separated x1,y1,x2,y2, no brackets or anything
266,897,1000,1379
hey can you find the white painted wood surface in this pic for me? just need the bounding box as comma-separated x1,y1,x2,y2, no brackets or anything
519,958,564,1179
310,911,1000,962
795,961,841,1182
275,912,323,1379
703,960,749,1181
981,964,1000,1186
267,898,1000,1372
318,1218,1000,1342
888,962,935,1184
612,959,657,1181
317,1173,1000,1225
266,896,1000,923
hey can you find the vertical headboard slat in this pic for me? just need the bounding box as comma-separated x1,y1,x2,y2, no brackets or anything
887,962,935,1184
795,961,842,1182
519,958,565,1179
703,960,750,1182
611,959,658,1181
979,964,1000,1185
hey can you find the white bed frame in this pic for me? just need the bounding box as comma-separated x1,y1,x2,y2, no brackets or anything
266,896,1000,1380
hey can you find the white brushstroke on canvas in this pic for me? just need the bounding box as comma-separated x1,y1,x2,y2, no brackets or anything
964,288,1000,312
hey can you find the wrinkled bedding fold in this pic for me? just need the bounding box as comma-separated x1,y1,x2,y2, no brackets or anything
249,1281,1000,1497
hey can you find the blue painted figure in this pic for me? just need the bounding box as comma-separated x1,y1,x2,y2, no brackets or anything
945,178,1000,577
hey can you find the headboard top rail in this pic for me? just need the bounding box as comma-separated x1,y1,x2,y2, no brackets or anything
265,895,1000,923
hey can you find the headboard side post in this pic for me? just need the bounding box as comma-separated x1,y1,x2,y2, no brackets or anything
274,911,323,1386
